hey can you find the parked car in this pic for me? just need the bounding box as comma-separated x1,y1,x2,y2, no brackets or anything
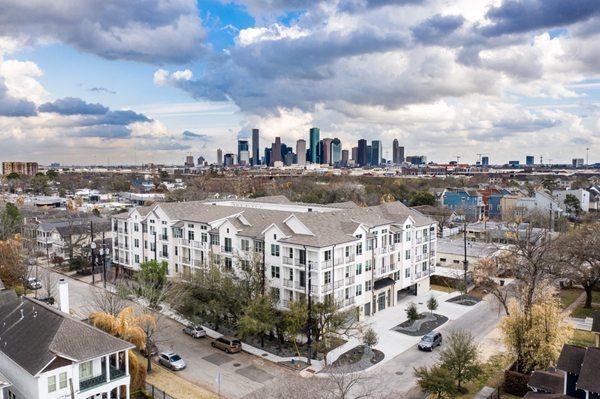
25,277,42,290
418,331,442,351
158,352,186,371
183,325,207,339
211,336,242,353
38,296,55,305
140,340,158,358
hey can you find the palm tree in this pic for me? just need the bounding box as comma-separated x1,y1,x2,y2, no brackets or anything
90,307,151,392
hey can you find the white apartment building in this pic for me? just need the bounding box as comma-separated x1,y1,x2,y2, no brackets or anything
112,196,437,319
553,188,591,213
0,290,134,399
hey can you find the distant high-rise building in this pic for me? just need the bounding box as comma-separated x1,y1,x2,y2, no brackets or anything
238,139,249,165
331,138,342,166
341,149,349,166
392,139,399,164
397,146,405,164
197,156,205,166
264,147,272,166
217,149,223,166
357,139,367,166
309,128,320,164
572,158,584,168
296,139,306,166
508,160,520,167
321,138,333,165
271,137,282,166
223,153,235,166
406,155,427,165
481,156,489,166
371,140,382,166
284,152,294,166
252,128,260,166
366,145,372,165
184,156,194,167
526,155,534,166
351,147,358,162
1,161,38,176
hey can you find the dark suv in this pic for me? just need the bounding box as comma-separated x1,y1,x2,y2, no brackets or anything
418,331,442,351
211,336,242,353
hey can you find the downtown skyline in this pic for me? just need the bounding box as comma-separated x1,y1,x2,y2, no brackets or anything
0,0,599,165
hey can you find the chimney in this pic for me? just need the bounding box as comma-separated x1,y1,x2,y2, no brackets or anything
58,278,69,314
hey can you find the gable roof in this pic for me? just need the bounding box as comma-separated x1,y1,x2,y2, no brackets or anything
528,370,565,394
577,347,600,394
556,344,586,375
0,295,133,376
591,311,600,334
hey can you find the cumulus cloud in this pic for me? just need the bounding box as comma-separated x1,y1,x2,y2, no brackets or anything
0,0,207,64
182,130,210,140
39,97,108,115
0,79,37,117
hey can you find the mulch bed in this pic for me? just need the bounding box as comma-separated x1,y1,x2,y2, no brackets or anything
326,344,384,372
392,313,448,336
278,359,311,371
447,294,481,306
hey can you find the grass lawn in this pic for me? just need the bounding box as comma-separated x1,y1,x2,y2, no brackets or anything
570,329,596,347
558,288,583,309
570,291,600,318
431,284,456,293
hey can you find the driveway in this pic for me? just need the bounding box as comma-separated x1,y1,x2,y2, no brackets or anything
326,289,484,365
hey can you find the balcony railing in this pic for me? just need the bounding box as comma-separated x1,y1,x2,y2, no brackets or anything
282,279,293,288
193,259,203,267
334,257,344,266
322,283,332,292
334,280,344,289
322,260,333,268
80,367,127,392
294,281,306,290
181,257,191,264
282,299,292,308
221,246,233,254
343,297,355,307
345,254,356,263
345,276,355,285
282,256,293,265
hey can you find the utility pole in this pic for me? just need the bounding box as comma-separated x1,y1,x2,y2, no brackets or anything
463,220,468,294
90,220,95,285
305,244,312,365
154,231,157,261
586,147,590,166
102,230,107,289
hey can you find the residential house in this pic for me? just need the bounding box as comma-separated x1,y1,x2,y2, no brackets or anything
441,189,485,221
0,290,134,399
553,189,591,213
112,196,437,319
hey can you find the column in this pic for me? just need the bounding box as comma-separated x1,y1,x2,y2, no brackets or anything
126,384,130,399
116,385,121,399
125,350,129,376
106,354,110,382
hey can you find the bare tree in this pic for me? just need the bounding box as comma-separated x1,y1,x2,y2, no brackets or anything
89,279,129,316
474,255,513,315
41,272,56,299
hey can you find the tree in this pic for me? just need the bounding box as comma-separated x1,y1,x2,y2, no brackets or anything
414,365,457,399
406,302,420,322
474,256,512,316
238,294,277,348
89,307,148,391
362,328,378,350
501,290,572,374
45,169,59,179
31,173,50,195
284,300,308,356
427,296,438,315
439,330,481,391
553,223,600,308
0,239,27,289
136,260,169,308
409,191,436,207
6,172,19,180
0,203,22,240
564,194,581,216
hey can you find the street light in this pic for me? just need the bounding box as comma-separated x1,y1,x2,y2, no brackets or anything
90,242,96,285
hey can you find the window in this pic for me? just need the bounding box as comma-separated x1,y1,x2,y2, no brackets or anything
324,270,331,284
271,265,280,278
345,265,351,278
254,241,264,253
241,239,250,251
405,250,411,260
188,230,195,241
405,231,411,241
453,260,460,264
211,234,219,246
366,239,373,250
356,284,362,296
134,238,139,248
356,263,362,275
405,268,411,278
440,258,446,262
134,254,139,263
365,260,372,271
345,246,350,257
394,271,400,281
134,223,139,232
365,280,372,291
59,372,67,389
224,257,233,271
324,250,331,261
356,243,363,255
48,375,56,392
271,244,280,257
79,360,93,380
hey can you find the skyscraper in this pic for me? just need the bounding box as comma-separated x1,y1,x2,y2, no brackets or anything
331,138,342,166
309,127,320,164
296,139,306,166
398,146,405,163
366,145,372,165
481,156,489,166
185,155,194,167
321,138,333,165
352,146,358,162
371,140,382,166
341,149,349,166
393,139,399,164
238,139,249,165
271,137,282,166
357,139,367,166
526,155,534,166
252,128,260,166
217,148,223,166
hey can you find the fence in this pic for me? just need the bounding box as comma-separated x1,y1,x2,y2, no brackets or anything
144,382,177,399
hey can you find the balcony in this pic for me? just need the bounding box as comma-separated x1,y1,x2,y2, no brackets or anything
322,260,333,268
160,252,169,258
80,367,127,392
345,254,356,263
294,258,306,267
159,235,168,241
343,297,355,307
282,299,292,309
334,280,344,289
181,257,191,265
282,256,293,265
294,281,306,290
345,276,355,285
282,279,294,288
221,246,233,254
322,283,332,292
334,257,344,266
193,259,203,267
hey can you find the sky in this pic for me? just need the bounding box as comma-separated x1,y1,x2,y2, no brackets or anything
0,0,599,165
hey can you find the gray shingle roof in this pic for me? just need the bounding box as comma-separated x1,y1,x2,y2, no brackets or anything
0,295,133,376
591,311,600,334
577,347,600,394
528,370,565,394
557,344,586,375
